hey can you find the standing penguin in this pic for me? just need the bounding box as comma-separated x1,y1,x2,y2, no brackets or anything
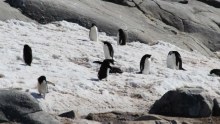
167,51,185,70
117,29,127,45
89,23,98,42
98,59,114,81
23,44,32,66
103,41,114,60
37,76,55,98
138,54,151,74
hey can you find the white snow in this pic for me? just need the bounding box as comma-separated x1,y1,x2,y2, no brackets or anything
0,20,220,117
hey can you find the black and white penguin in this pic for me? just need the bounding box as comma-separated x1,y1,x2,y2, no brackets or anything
138,54,151,74
117,29,127,45
37,76,55,98
93,60,123,74
89,23,98,42
23,44,32,66
98,59,114,80
103,41,114,60
167,51,185,70
210,69,220,77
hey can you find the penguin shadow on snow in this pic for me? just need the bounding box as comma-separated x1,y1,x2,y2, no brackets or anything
89,78,100,82
31,92,44,99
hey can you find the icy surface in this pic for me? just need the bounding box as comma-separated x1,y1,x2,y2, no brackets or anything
0,20,220,116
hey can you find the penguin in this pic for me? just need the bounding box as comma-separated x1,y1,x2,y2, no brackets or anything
89,23,98,42
167,51,185,70
23,44,32,66
210,69,220,77
103,41,114,60
138,54,151,74
117,29,127,45
37,76,55,98
98,59,114,81
93,60,123,74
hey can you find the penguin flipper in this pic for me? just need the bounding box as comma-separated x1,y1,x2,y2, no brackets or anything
93,61,103,64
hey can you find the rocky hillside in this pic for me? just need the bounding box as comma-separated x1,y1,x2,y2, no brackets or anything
2,0,220,57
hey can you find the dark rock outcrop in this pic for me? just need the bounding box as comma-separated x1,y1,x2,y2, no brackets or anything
59,110,76,119
213,98,220,116
197,0,220,8
0,0,32,22
0,90,59,124
4,0,220,57
86,111,144,123
149,87,213,118
85,112,195,124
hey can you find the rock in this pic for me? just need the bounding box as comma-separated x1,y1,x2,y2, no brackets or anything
86,111,143,123
0,111,9,123
0,90,59,123
124,120,179,124
0,0,32,22
134,115,162,121
59,110,76,119
4,0,219,57
0,90,42,121
197,0,220,8
23,111,59,124
149,87,213,117
213,98,220,116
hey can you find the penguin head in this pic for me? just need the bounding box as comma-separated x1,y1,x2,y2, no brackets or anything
24,44,30,49
168,51,174,55
118,29,123,33
102,41,109,44
104,59,114,65
210,69,220,75
168,51,179,55
103,59,114,67
38,76,46,84
145,54,151,58
91,23,96,27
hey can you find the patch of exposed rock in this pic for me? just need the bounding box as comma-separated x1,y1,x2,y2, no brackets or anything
149,87,213,117
4,0,220,57
0,90,59,124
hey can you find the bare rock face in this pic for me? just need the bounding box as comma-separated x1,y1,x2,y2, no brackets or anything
4,0,220,57
213,98,220,116
0,0,32,22
149,87,213,118
86,111,144,123
0,90,59,124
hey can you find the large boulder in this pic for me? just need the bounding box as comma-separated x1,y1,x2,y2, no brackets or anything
149,87,213,117
213,98,220,116
0,0,32,22
0,90,59,124
4,0,219,57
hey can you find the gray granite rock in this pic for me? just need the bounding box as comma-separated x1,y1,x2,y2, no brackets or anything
59,110,76,119
4,0,220,57
0,90,59,124
23,111,59,124
0,0,32,22
86,111,144,123
149,87,213,117
213,98,220,116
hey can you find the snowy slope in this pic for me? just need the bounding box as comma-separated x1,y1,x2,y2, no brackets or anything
0,20,220,116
